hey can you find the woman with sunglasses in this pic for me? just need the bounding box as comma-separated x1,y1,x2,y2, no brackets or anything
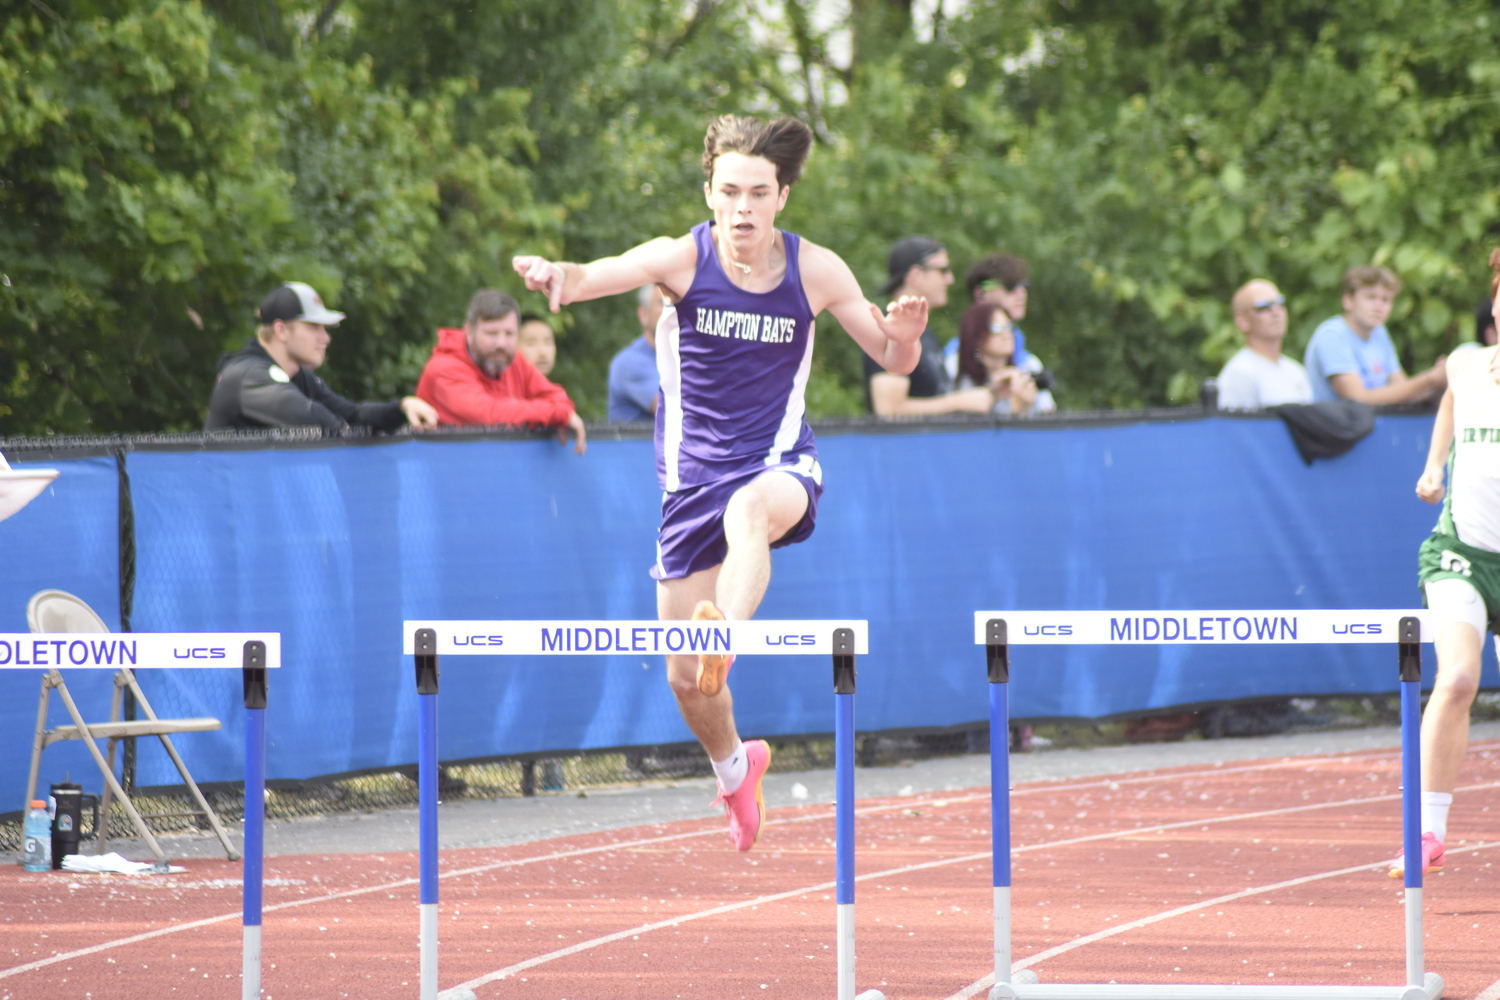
954,301,1056,416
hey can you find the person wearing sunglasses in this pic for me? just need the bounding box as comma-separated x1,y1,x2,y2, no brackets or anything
945,253,1036,383
1304,265,1446,405
954,302,1056,415
865,236,998,417
1215,279,1313,409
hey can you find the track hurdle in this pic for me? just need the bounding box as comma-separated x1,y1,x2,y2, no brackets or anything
1,631,279,999
403,618,886,1000
973,610,1441,1000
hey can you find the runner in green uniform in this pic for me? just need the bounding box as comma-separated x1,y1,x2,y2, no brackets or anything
1400,248,1500,877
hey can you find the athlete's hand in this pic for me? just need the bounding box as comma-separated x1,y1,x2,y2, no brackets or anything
871,294,928,346
1416,465,1446,505
512,255,566,313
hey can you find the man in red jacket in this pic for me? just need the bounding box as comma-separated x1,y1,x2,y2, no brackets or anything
416,290,587,454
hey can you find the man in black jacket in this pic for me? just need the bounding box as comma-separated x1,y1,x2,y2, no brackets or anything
205,282,439,432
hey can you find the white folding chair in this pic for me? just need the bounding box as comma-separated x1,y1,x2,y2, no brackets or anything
24,590,239,862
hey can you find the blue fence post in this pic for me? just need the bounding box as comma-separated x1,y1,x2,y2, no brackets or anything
241,640,267,1000
414,628,440,1000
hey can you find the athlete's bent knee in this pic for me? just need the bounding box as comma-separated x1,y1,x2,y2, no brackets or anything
665,657,701,699
723,488,769,535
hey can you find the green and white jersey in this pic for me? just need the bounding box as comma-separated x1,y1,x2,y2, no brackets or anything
1437,346,1500,553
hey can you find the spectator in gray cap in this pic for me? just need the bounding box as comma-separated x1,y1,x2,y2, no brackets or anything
864,237,998,417
205,282,439,432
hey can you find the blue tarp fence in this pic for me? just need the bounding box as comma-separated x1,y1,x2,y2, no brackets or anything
2,414,1483,806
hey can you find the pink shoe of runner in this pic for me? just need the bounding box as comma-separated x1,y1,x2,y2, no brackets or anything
1388,832,1445,878
711,740,771,851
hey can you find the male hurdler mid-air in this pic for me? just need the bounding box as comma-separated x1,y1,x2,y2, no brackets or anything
515,114,926,850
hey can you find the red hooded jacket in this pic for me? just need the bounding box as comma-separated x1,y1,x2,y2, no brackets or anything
416,327,576,427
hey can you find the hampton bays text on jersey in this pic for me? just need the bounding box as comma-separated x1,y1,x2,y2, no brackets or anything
695,307,798,345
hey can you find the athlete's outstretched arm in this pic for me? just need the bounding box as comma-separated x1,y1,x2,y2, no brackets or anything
514,237,696,313
1417,385,1455,505
799,241,924,375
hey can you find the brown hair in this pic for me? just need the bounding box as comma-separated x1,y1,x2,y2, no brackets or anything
702,115,814,189
957,301,1013,388
1488,248,1500,298
465,290,520,327
965,253,1030,301
1340,265,1401,297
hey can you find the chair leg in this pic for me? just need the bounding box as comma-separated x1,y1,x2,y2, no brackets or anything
50,671,168,867
99,738,116,856
122,668,240,861
25,676,53,809
98,676,124,855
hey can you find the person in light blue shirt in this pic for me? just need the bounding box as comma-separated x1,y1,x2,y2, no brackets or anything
1304,265,1445,404
607,284,664,421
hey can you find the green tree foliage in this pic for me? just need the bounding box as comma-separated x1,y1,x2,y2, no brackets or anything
4,0,1500,432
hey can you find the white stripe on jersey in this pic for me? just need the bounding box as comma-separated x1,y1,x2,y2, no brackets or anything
657,306,685,491
764,321,816,468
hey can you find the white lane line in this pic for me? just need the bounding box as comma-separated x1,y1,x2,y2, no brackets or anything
0,752,1341,980
3,751,1492,983
0,791,982,981
942,838,1500,1000
1474,977,1500,1000
441,780,1500,993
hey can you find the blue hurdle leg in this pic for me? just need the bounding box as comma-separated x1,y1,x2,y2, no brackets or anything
990,679,1011,987
984,618,1037,1000
1397,616,1427,993
413,630,441,1000
419,691,438,1000
1400,681,1424,987
241,641,268,1000
836,688,856,1000
832,629,885,1000
243,706,264,1000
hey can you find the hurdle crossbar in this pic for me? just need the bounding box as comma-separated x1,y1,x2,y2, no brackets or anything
404,619,883,1000
973,610,1440,1000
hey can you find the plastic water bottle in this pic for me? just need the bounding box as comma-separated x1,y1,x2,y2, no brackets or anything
23,800,51,872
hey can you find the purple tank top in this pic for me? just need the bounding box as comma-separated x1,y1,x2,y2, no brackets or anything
654,221,818,491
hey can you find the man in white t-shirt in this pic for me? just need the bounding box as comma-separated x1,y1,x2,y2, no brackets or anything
1216,279,1313,409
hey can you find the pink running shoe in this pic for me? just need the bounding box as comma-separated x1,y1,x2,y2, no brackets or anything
711,739,771,851
691,599,735,697
1388,832,1445,878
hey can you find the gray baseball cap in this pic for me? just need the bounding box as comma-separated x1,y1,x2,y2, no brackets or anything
257,282,346,326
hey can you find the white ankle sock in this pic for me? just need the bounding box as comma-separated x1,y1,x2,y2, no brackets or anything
1421,791,1453,843
712,741,748,794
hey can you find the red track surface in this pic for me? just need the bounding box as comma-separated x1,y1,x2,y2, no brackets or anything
6,741,1500,999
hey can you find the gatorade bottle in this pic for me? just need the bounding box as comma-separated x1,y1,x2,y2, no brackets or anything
23,800,51,872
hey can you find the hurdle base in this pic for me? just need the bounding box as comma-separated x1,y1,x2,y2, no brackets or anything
990,971,1442,1000
435,990,478,1000
855,991,888,1000
989,969,1041,999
